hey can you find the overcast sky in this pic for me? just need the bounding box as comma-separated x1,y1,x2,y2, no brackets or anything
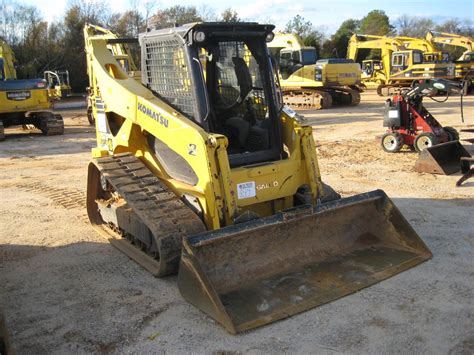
12,0,474,34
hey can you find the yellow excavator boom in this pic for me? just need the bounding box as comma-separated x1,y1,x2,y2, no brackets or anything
0,39,17,80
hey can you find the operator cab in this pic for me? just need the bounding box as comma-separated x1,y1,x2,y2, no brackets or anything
140,23,283,168
391,50,423,74
278,47,317,79
362,59,383,77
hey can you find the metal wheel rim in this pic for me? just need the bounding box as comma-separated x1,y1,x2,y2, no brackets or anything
416,136,433,150
383,135,398,151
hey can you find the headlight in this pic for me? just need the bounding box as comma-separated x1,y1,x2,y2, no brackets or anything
266,32,275,42
194,31,206,43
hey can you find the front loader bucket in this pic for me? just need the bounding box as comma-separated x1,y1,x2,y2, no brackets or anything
178,190,432,334
414,141,470,175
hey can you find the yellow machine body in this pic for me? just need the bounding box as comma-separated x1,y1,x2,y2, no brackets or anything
0,85,50,114
268,32,361,108
347,34,456,91
426,31,474,83
0,39,63,140
84,23,432,333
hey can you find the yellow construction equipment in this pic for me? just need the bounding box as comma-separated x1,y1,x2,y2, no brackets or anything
268,32,361,109
86,27,139,125
395,36,449,62
84,23,432,333
426,31,474,88
44,70,72,99
347,34,456,95
0,39,63,140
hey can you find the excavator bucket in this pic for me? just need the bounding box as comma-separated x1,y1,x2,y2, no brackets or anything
178,190,432,334
414,141,470,175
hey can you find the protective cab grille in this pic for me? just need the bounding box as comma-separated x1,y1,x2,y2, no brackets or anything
140,35,197,119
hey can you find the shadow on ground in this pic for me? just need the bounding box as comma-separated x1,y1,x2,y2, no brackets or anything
0,196,472,354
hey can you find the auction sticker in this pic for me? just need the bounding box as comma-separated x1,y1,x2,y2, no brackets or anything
237,181,256,199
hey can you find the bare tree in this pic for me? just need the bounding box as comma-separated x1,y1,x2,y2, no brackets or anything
396,15,434,37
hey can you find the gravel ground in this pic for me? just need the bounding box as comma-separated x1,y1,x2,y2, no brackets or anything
0,92,473,354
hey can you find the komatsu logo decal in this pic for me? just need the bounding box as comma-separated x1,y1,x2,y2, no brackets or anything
6,91,31,101
138,103,169,128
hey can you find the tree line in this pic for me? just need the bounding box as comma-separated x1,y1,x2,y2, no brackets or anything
1,1,472,92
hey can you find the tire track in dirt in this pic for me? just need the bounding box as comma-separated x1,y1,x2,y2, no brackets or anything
16,182,88,223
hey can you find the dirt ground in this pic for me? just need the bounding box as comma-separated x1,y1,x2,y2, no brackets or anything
0,91,473,354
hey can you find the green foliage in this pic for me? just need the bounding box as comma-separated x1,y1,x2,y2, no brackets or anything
109,10,145,38
359,10,393,35
3,1,472,92
61,1,111,91
151,5,202,29
320,19,360,58
220,8,240,22
285,15,325,56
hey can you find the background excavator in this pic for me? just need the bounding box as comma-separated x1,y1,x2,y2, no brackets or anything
396,36,449,63
84,22,431,334
0,39,63,141
347,34,456,95
268,32,361,109
426,31,474,90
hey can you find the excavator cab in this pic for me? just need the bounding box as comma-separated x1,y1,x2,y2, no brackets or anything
277,47,317,78
391,50,423,74
362,59,383,77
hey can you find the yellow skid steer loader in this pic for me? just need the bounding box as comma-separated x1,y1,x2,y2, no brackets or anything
84,23,432,333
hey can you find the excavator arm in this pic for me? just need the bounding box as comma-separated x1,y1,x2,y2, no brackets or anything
0,39,17,80
347,34,405,83
426,31,474,60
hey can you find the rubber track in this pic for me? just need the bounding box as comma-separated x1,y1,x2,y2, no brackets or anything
91,153,206,276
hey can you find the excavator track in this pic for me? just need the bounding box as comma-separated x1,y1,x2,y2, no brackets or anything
282,89,333,109
32,111,64,136
376,84,406,97
327,87,361,106
87,152,206,276
347,88,361,106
